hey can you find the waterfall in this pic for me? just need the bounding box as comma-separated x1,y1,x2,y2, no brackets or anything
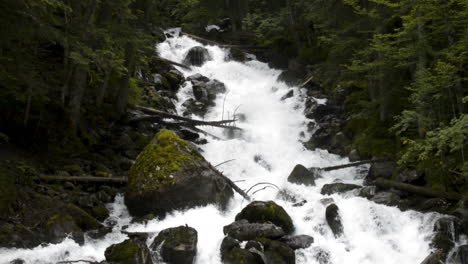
0,32,444,264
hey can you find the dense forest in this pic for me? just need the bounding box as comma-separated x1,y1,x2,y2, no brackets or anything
1,0,465,193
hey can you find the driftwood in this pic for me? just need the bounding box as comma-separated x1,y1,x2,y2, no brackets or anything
299,75,315,88
131,105,241,130
38,175,127,185
375,178,467,201
181,32,269,50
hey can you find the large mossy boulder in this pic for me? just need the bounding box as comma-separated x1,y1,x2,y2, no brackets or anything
125,130,233,217
223,219,285,241
105,239,153,264
235,201,294,234
150,226,198,264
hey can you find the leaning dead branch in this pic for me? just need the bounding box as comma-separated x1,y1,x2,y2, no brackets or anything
309,158,390,172
131,105,241,130
208,164,250,201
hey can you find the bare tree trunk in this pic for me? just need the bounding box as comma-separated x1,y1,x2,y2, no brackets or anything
69,67,87,128
96,68,111,106
116,43,136,115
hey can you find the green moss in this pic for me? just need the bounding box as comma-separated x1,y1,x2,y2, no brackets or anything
66,203,101,230
105,239,148,264
91,206,110,222
235,201,294,234
160,75,171,90
128,130,203,192
95,171,112,178
47,214,73,227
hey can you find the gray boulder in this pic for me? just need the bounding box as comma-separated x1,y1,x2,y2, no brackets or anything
151,226,198,264
287,164,315,186
325,203,343,238
364,161,397,185
105,239,153,264
280,235,314,250
223,220,285,241
235,201,295,234
320,183,361,195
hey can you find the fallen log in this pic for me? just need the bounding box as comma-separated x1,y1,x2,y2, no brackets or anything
374,178,467,201
181,32,269,50
37,175,127,185
309,158,389,172
132,105,241,130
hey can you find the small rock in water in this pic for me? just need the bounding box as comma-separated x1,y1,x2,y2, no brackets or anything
223,219,285,241
281,89,294,100
320,183,361,195
280,234,314,250
325,203,344,238
105,239,153,264
287,164,316,186
151,226,198,264
183,46,211,66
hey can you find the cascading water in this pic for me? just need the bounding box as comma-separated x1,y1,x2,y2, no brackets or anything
0,31,449,264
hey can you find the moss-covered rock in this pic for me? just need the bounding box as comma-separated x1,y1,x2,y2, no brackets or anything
90,205,110,222
0,222,39,248
235,201,294,234
256,238,295,264
125,130,233,217
105,239,153,264
222,247,259,264
44,214,84,244
150,226,198,264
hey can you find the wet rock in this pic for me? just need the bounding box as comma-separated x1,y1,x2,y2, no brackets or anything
177,128,200,142
320,198,335,206
320,183,361,195
313,248,332,264
281,90,294,100
206,79,227,96
105,239,153,264
223,247,259,264
9,259,25,264
363,161,397,185
220,236,240,259
182,98,208,117
325,204,343,238
417,198,451,214
192,81,210,102
235,201,295,234
245,240,263,251
187,73,210,83
44,214,84,245
304,99,319,119
151,226,197,264
183,46,212,66
256,238,295,264
371,191,400,207
329,132,349,156
163,69,185,90
448,245,468,264
348,149,360,162
287,164,315,186
280,235,314,250
125,130,233,217
358,186,376,199
397,169,425,185
431,217,462,258
420,249,444,264
0,222,40,248
292,200,307,207
223,220,285,241
87,226,112,240
254,154,272,171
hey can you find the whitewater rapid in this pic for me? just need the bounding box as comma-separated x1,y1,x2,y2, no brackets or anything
0,32,443,264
